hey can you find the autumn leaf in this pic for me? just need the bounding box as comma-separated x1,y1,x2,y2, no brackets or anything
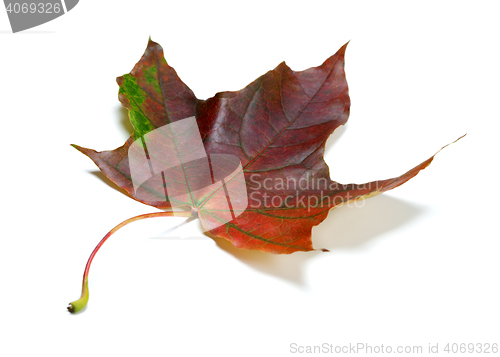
68,39,463,312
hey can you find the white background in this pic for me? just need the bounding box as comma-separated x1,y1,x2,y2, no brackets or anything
1,1,499,356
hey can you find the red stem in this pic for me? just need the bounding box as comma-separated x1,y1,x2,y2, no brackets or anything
68,210,193,313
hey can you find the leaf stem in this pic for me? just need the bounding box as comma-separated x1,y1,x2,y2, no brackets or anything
67,210,193,313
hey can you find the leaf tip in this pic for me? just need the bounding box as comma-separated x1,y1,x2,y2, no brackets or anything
146,37,162,51
147,36,157,48
70,144,95,157
435,133,467,155
454,133,467,143
337,41,349,56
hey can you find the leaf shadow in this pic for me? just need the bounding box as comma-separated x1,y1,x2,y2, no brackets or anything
324,123,347,154
116,105,135,138
312,194,424,250
85,106,133,197
89,171,131,198
213,238,323,286
213,194,424,286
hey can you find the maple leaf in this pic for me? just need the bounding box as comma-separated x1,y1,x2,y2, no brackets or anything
68,39,463,312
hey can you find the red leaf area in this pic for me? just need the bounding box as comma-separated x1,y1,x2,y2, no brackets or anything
74,40,461,254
